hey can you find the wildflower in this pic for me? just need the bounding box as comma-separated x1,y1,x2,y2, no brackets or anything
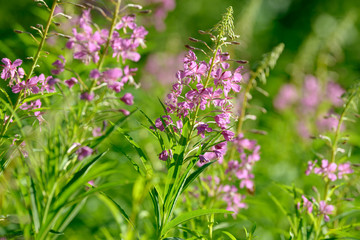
221,185,247,217
221,130,235,141
159,149,172,161
326,81,345,107
92,127,103,137
298,195,313,214
214,113,230,129
1,58,25,81
196,123,212,138
199,154,209,164
314,159,337,181
80,92,94,101
120,93,134,105
64,77,78,88
119,109,130,116
319,201,334,222
301,75,321,111
274,84,298,110
77,146,93,160
305,160,317,175
151,115,173,131
337,162,353,179
51,55,66,75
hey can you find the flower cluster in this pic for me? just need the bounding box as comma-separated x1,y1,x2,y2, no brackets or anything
225,134,261,192
66,10,147,66
297,195,334,222
63,9,147,104
305,159,353,181
1,58,57,125
200,176,247,217
151,47,261,217
274,75,345,138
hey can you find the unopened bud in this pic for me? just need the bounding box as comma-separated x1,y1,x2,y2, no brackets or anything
14,30,23,34
139,9,151,14
189,37,200,42
185,45,196,50
231,41,240,45
235,60,248,64
198,30,208,34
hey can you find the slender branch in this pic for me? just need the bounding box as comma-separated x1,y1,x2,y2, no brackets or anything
0,0,59,140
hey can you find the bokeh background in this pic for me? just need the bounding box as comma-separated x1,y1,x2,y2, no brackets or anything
1,0,359,239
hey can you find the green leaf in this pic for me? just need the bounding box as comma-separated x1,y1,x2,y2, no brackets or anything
181,160,216,193
150,187,162,231
97,192,133,227
22,92,59,104
161,209,231,236
88,110,136,149
222,231,237,240
120,130,152,175
118,147,144,176
29,176,40,233
55,151,108,208
49,229,64,235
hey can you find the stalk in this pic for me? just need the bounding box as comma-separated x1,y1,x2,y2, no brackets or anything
0,0,59,141
315,88,358,239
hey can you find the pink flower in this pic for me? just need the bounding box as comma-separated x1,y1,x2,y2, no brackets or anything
314,159,337,181
319,201,334,222
159,149,172,161
337,162,353,179
120,93,134,105
92,127,103,137
274,84,298,110
80,92,94,101
300,75,321,113
326,81,345,107
119,109,130,115
299,195,313,214
51,55,66,75
196,123,212,138
77,146,93,160
64,77,78,88
305,160,317,175
221,130,235,141
214,113,230,129
1,58,24,81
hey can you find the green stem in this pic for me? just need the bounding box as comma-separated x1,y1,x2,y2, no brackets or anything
0,0,59,141
93,0,122,86
227,74,255,162
186,41,222,147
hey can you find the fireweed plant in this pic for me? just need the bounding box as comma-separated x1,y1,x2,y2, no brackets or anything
0,0,148,239
270,85,360,239
122,7,284,239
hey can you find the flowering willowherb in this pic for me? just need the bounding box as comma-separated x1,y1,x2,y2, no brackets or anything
319,201,334,222
273,84,298,110
64,77,78,88
297,196,335,222
159,149,172,161
1,58,25,84
297,195,314,214
66,9,108,64
274,75,346,138
76,146,94,161
305,159,353,181
121,93,134,105
220,184,247,217
51,55,66,75
63,8,147,107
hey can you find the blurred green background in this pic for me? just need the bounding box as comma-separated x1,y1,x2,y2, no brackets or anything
0,0,359,239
